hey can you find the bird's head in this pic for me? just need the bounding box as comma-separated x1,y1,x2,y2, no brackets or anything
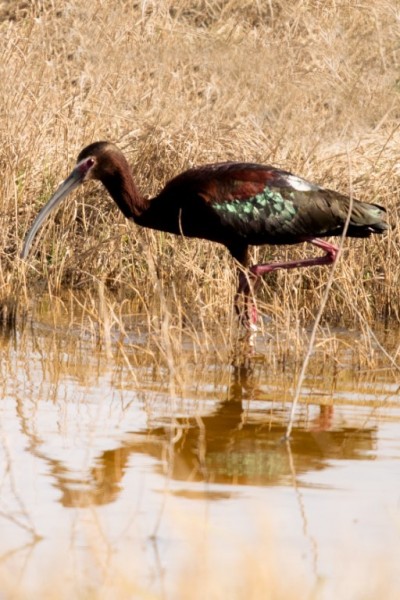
20,141,117,259
76,141,120,181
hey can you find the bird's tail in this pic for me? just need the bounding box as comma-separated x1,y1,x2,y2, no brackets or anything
349,201,388,237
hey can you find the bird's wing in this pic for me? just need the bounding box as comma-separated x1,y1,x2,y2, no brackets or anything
162,162,387,242
193,163,322,240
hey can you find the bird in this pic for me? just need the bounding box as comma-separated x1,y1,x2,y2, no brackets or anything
21,141,388,327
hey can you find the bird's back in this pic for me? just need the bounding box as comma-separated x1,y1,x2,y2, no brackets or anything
149,162,388,247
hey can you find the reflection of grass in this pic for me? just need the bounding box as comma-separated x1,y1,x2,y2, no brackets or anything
1,0,399,330
0,489,398,600
8,289,400,383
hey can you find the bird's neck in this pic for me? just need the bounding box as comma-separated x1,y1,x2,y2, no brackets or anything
101,169,150,220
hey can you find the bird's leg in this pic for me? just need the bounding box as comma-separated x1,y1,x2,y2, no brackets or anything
250,238,338,278
235,268,260,330
232,245,259,331
235,238,339,328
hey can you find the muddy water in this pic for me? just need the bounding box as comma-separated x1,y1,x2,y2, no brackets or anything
0,295,399,598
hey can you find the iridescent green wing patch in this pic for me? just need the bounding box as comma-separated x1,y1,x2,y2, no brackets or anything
212,187,297,225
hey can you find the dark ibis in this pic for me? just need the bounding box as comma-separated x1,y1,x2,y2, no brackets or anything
21,142,388,326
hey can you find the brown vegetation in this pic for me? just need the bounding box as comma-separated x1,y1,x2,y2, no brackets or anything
1,6,399,598
1,0,399,327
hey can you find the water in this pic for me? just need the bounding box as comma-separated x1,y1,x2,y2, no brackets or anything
0,295,399,598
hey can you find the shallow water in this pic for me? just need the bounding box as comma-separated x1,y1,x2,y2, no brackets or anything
0,295,399,598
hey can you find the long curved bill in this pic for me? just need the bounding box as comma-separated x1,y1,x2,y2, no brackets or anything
21,165,85,260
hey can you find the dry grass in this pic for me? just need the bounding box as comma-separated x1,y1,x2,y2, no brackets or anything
0,0,399,328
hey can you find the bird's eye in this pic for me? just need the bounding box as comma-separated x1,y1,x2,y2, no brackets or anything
87,158,95,167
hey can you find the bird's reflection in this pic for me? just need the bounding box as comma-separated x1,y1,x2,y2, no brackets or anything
15,359,377,508
130,365,373,489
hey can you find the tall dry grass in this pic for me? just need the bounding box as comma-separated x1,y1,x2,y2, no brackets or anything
0,0,399,326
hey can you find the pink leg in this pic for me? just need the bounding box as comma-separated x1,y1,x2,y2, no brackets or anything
250,238,338,278
236,238,339,327
235,273,259,329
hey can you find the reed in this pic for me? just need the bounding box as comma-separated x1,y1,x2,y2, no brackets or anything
0,0,399,327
